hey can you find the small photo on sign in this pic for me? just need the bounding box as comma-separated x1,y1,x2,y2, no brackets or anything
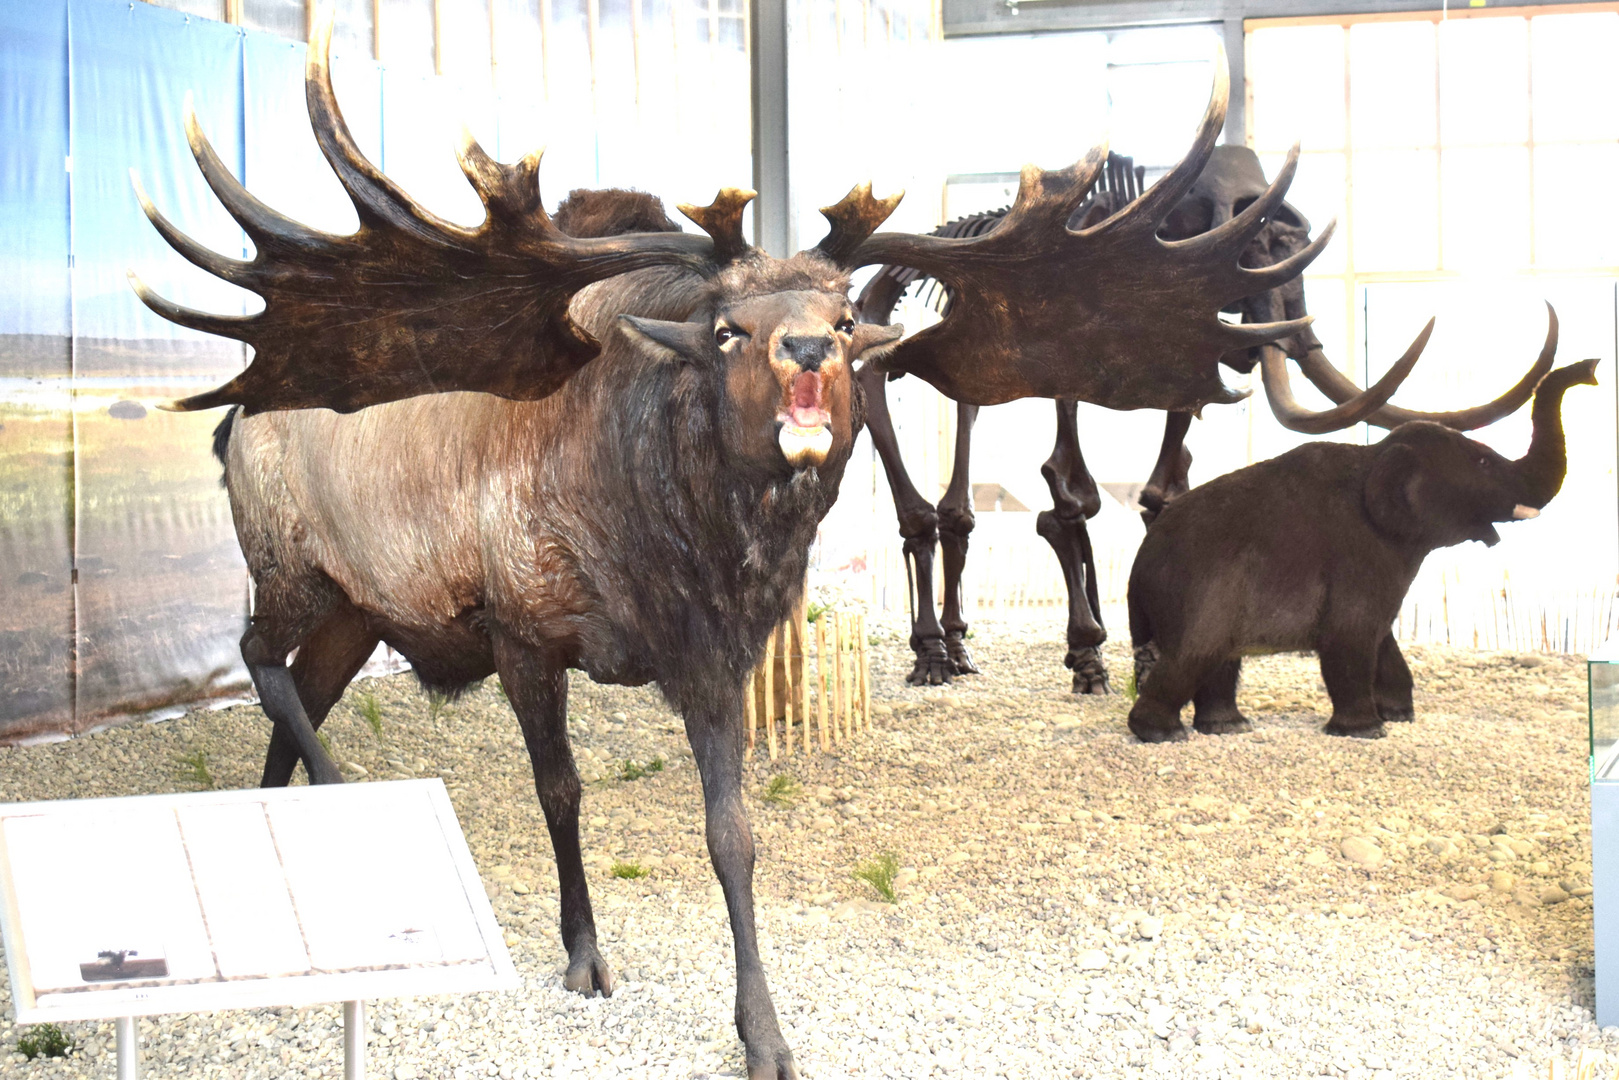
78,948,169,983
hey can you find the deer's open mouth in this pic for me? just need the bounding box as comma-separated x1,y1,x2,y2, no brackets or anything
777,370,832,467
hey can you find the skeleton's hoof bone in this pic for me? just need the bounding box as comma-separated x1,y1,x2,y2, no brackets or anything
1128,718,1189,744
1193,716,1253,736
1322,719,1387,739
564,954,615,998
777,423,833,469
945,635,981,676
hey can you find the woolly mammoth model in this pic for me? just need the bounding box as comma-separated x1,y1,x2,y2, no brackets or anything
857,146,1554,694
1126,350,1597,744
128,20,1324,1077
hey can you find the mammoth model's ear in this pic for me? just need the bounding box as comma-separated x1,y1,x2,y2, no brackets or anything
1363,441,1422,540
618,315,711,365
851,322,904,366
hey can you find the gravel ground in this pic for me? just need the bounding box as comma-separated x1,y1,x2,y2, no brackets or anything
0,611,1607,1079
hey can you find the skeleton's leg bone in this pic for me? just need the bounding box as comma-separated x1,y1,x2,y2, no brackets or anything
1139,411,1194,526
1039,399,1108,694
937,401,980,676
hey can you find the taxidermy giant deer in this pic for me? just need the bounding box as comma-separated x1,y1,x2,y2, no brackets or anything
858,146,1555,693
132,17,1323,1076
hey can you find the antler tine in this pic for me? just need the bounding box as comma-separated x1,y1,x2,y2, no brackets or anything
126,270,254,342
1221,313,1316,350
1294,303,1559,430
1000,146,1109,236
1180,144,1302,255
130,168,255,285
305,10,470,241
1260,319,1433,434
455,127,547,224
1237,218,1336,292
816,183,904,265
677,188,757,264
1094,44,1229,236
181,96,325,250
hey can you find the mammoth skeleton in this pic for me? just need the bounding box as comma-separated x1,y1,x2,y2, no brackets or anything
856,145,1555,693
132,20,1365,1077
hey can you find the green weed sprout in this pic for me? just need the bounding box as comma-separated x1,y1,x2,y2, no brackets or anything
1124,669,1139,703
426,691,450,724
174,749,214,790
853,851,901,904
619,757,665,782
359,691,384,736
806,601,829,624
761,774,802,808
17,1023,71,1060
611,861,649,880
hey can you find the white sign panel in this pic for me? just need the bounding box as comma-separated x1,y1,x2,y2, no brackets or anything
0,779,517,1023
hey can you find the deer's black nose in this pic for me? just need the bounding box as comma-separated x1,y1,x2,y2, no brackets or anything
779,335,832,371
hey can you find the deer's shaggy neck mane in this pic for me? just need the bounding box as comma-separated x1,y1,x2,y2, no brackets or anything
534,254,862,711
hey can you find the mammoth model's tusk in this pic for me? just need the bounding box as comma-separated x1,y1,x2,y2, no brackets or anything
1511,504,1541,520
1292,303,1559,432
1258,319,1433,435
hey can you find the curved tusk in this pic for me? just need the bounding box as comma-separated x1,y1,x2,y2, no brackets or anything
1259,319,1433,435
1511,505,1540,520
1294,303,1559,431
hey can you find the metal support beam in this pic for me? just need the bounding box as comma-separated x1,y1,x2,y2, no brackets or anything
1222,17,1245,146
750,0,790,256
344,1000,366,1079
115,1017,138,1080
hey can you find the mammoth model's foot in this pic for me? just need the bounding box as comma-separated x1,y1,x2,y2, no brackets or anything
1126,703,1188,743
945,631,981,676
563,944,616,998
1067,647,1110,695
1378,704,1415,723
1193,713,1253,736
1323,715,1387,739
907,637,956,686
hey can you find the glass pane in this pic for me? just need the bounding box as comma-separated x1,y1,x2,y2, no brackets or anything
1350,22,1436,149
333,0,376,59
1441,145,1529,270
1249,25,1346,153
1438,17,1528,146
439,0,492,78
1351,149,1438,271
242,0,304,41
1260,150,1346,274
492,0,544,94
1531,13,1619,142
1107,58,1218,169
380,0,436,73
1535,143,1619,268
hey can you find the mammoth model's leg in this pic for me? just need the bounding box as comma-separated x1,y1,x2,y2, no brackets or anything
1138,411,1194,526
1374,633,1415,723
494,635,615,997
1318,630,1388,739
937,402,981,676
262,599,379,786
1036,399,1109,694
857,364,952,685
1191,658,1253,736
240,579,346,786
1125,649,1205,743
685,682,799,1080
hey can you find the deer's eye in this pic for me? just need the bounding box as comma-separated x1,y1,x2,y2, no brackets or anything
835,318,855,334
715,325,734,346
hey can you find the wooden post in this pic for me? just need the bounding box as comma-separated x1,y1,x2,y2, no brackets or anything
798,600,811,749
858,613,870,730
816,614,831,750
829,611,844,742
744,663,756,757
842,615,854,739
763,625,777,761
777,621,790,757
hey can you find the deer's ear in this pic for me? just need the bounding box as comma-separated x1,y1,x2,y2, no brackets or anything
618,315,710,365
851,322,904,364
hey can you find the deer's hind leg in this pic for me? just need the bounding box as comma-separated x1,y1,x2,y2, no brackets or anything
493,634,613,997
262,599,380,787
242,574,349,786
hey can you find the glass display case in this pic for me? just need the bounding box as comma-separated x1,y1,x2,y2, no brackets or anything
1590,640,1619,1025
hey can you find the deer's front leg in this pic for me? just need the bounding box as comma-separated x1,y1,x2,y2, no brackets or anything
686,690,797,1080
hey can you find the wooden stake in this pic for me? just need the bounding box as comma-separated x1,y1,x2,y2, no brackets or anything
764,624,777,761
798,603,811,748
782,619,795,756
858,613,870,730
744,662,756,757
816,614,831,749
831,611,845,741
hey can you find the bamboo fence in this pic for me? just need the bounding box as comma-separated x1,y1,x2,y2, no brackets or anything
745,597,871,760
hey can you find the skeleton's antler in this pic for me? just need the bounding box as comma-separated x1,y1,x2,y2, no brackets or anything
130,13,711,414
838,53,1332,411
1279,304,1558,431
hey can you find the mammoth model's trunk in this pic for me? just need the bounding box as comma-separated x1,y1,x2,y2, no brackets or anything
1514,358,1601,508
